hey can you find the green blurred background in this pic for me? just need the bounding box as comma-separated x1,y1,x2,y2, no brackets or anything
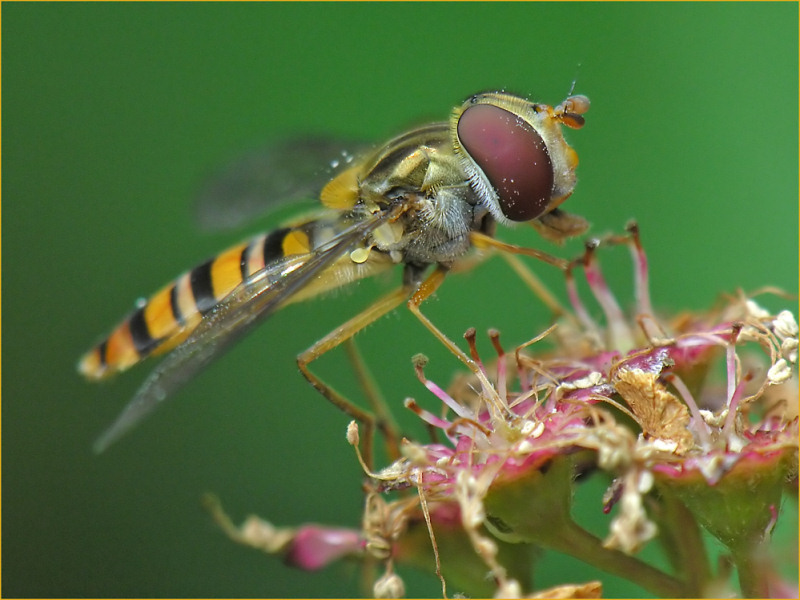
3,2,797,597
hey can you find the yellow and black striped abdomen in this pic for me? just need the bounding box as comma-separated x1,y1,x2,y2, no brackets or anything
78,226,306,380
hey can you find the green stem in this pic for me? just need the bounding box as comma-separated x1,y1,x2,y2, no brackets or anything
729,541,768,598
539,518,690,598
654,490,710,595
483,458,691,597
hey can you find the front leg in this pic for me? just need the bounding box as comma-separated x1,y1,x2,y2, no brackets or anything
469,230,569,270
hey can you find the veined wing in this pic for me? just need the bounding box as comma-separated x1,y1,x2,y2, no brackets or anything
93,204,404,453
195,137,370,231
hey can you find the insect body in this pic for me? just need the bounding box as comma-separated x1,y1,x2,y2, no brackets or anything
79,91,590,452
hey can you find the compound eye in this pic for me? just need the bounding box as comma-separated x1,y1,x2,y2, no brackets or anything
457,104,553,221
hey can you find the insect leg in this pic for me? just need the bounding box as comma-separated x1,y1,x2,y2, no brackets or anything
297,287,410,468
342,336,401,461
468,231,581,326
469,230,570,270
498,253,574,322
406,265,475,369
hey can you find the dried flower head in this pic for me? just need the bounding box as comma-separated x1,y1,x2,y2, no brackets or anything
208,224,797,598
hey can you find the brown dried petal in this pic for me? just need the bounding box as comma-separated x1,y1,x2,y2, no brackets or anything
614,369,694,454
527,580,603,599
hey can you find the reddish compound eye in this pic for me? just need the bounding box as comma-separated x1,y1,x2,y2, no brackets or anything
457,104,554,221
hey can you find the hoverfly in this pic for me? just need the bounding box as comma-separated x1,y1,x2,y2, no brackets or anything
79,91,590,454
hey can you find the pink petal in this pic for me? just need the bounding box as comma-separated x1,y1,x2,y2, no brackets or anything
285,526,363,570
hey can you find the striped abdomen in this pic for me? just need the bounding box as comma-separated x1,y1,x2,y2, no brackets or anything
78,225,318,380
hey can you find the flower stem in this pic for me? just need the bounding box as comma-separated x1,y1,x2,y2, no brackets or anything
483,458,690,597
653,489,711,594
540,518,690,598
729,540,769,598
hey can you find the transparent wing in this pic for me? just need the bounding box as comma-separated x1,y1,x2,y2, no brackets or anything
195,137,370,231
93,205,401,453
